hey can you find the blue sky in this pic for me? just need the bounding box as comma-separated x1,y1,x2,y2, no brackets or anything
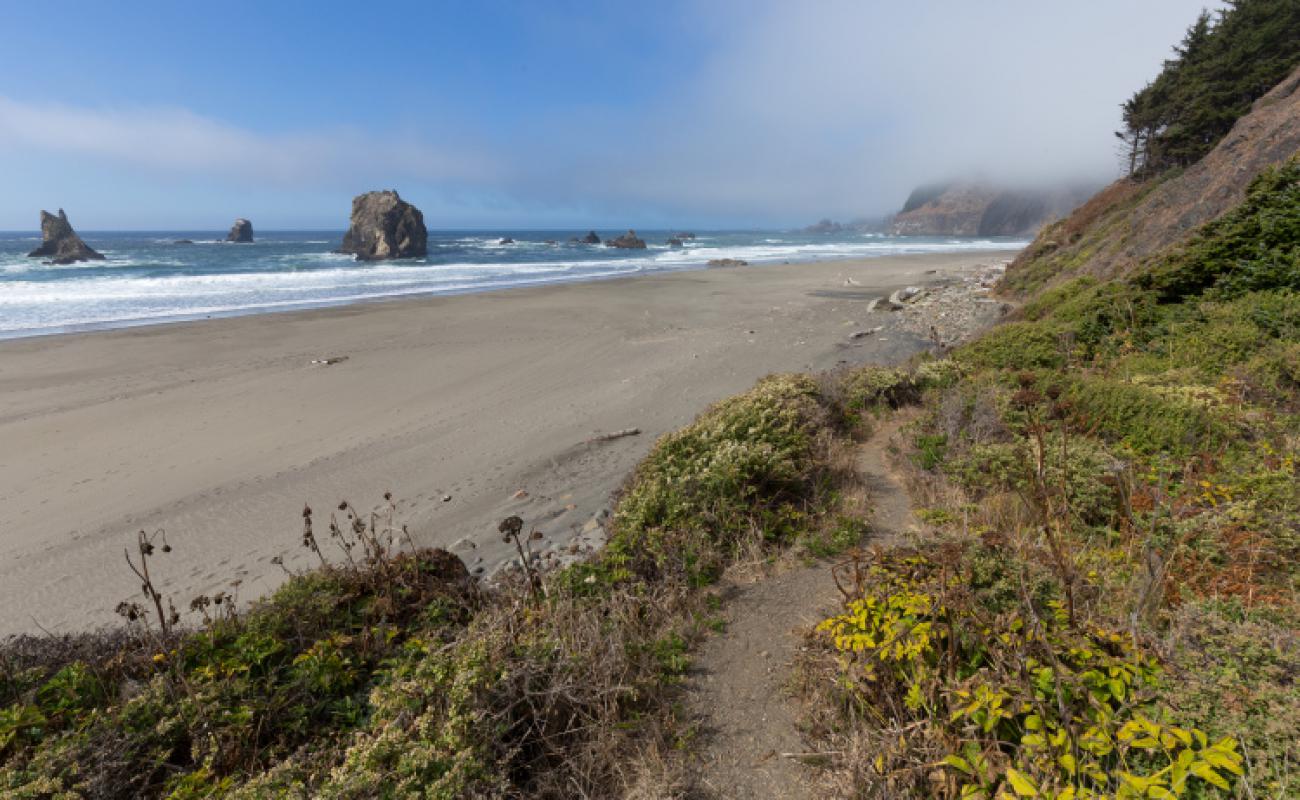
1,1,1212,229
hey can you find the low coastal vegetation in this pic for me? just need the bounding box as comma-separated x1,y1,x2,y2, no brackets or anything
0,374,867,798
799,162,1300,798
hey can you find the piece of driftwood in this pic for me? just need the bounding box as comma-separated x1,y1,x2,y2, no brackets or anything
585,427,641,443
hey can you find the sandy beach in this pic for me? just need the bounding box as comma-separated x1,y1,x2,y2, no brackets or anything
0,251,1015,636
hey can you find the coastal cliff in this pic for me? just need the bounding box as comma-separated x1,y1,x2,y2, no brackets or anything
1005,61,1300,294
889,182,1091,236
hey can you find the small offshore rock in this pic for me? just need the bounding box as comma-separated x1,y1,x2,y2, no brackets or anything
27,209,105,265
581,230,601,244
337,190,428,261
174,239,195,245
226,218,254,243
667,237,684,247
498,237,515,245
605,229,647,249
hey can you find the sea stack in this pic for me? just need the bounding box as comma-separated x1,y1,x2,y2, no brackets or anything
605,229,647,249
337,190,428,261
581,230,601,244
226,218,254,243
26,209,105,265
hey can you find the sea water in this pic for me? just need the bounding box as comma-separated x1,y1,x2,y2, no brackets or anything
0,230,1024,338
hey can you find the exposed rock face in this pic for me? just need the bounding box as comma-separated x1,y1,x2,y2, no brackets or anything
27,210,104,265
581,231,601,244
890,183,1090,237
226,218,254,243
1006,62,1300,291
605,230,647,249
337,190,428,261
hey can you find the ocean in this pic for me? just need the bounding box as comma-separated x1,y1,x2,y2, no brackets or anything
0,229,1024,339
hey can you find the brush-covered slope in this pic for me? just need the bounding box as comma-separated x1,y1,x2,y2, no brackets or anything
1004,62,1300,296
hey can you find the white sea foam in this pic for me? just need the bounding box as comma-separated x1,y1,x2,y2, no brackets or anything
0,234,1024,337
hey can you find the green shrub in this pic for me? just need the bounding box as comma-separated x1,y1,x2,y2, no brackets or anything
954,322,1065,370
610,374,834,581
1065,375,1229,457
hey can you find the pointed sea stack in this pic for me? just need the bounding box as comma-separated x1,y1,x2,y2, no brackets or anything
337,190,428,261
226,218,254,243
581,230,601,244
27,209,105,265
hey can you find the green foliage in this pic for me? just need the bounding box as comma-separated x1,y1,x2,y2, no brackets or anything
817,548,1243,799
1163,601,1300,797
1139,161,1300,301
610,374,836,582
955,322,1065,370
1119,0,1300,176
1063,376,1229,457
840,365,918,411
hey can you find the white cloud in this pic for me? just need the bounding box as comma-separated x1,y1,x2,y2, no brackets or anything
0,97,502,189
0,1,1215,226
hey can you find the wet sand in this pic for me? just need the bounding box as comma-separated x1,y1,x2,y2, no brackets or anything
0,250,1016,636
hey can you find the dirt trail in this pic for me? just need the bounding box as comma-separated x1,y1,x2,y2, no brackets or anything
684,418,916,798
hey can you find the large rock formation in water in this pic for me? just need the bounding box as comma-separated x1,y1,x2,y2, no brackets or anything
226,218,254,243
605,230,647,249
890,183,1092,237
26,209,105,265
337,190,428,261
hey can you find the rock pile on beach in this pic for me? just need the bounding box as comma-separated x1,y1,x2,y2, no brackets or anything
605,229,647,249
708,258,748,267
27,209,104,265
888,260,1012,347
338,190,428,261
226,218,254,243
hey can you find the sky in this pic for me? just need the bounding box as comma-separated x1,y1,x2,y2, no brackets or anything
0,0,1214,230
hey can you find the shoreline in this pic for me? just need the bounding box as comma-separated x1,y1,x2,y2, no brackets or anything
0,249,1017,636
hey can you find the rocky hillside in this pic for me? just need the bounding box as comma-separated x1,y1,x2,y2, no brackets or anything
890,182,1091,237
1004,61,1300,295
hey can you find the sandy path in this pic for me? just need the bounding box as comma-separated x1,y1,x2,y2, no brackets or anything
683,417,918,798
0,252,1012,636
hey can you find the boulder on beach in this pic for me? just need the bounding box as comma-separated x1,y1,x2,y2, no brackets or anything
581,230,601,244
337,190,428,261
26,209,105,265
707,258,748,267
226,218,254,243
605,229,647,249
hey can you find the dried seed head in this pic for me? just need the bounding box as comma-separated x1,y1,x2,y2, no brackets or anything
303,505,313,518
498,516,524,537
